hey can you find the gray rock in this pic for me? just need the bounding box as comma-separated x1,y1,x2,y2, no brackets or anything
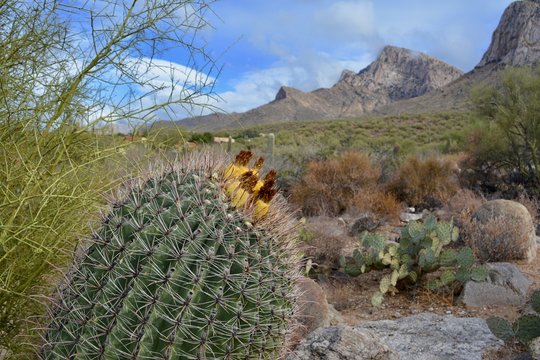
355,313,503,360
288,326,399,360
478,1,540,67
459,262,532,307
530,336,540,360
400,212,424,222
350,213,380,236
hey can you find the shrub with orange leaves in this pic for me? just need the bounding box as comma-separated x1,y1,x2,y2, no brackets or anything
290,151,400,221
387,155,460,209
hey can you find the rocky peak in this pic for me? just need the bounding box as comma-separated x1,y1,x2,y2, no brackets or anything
338,69,356,82
274,86,304,101
337,45,463,101
477,0,540,67
180,46,464,130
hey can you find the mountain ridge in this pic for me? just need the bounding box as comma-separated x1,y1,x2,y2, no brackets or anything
377,0,540,116
171,0,540,131
178,46,463,131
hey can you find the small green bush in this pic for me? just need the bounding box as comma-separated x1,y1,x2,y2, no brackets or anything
189,131,214,144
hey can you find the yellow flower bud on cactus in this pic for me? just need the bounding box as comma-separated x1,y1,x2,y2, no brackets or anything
254,199,270,219
222,151,277,222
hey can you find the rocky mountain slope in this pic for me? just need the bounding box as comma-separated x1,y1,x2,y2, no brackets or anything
176,0,540,131
377,0,540,116
478,0,540,67
179,46,463,131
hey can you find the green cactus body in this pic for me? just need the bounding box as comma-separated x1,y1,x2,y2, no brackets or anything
487,289,540,349
41,151,300,359
514,314,540,344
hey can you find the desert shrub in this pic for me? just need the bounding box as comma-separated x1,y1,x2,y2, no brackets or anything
319,278,360,311
459,125,515,194
516,193,539,223
142,125,188,150
370,145,404,183
272,143,329,195
0,126,124,353
463,215,532,263
290,151,388,217
350,190,402,223
189,131,214,144
441,189,485,230
387,154,460,209
301,217,352,271
0,0,219,353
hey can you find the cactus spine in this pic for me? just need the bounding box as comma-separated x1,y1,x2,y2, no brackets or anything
41,150,300,359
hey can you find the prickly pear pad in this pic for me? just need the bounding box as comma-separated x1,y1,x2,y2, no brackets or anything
41,151,300,359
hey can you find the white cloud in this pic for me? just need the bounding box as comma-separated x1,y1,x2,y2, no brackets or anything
313,1,377,41
127,56,215,97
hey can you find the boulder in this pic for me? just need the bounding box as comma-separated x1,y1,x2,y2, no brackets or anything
290,313,502,360
459,262,532,307
355,313,503,360
349,213,380,236
288,326,399,360
471,199,537,263
294,277,330,340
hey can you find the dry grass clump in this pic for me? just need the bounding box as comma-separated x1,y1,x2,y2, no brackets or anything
516,193,539,223
321,279,359,311
441,189,485,229
463,215,532,263
350,190,402,223
301,217,353,269
290,151,401,222
387,154,460,209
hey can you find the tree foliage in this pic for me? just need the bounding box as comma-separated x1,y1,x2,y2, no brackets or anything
471,66,540,192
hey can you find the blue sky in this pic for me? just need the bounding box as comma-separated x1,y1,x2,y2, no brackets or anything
171,0,513,116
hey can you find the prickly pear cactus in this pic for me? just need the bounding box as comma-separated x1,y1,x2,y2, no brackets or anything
487,289,540,348
41,150,300,359
341,215,487,306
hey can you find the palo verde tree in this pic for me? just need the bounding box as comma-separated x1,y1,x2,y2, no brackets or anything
0,0,219,354
470,65,540,193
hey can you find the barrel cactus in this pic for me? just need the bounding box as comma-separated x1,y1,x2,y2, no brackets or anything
40,150,301,359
